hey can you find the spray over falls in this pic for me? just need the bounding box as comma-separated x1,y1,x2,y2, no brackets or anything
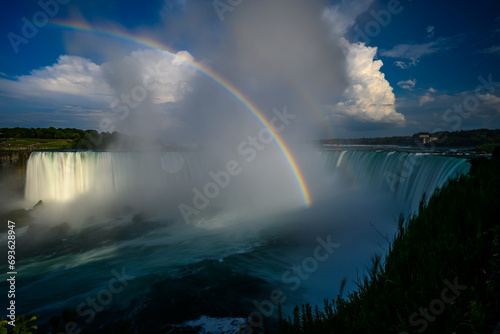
24,149,470,222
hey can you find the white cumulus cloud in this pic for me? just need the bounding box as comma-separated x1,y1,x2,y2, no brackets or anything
0,55,111,101
398,79,416,90
0,50,199,132
102,49,197,105
321,0,373,36
0,50,197,106
479,93,500,106
322,4,404,125
328,39,405,124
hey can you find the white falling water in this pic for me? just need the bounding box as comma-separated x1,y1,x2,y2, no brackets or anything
24,150,470,215
318,150,470,210
24,151,206,206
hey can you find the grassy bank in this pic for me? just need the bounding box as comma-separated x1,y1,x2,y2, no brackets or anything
0,138,74,151
280,154,500,333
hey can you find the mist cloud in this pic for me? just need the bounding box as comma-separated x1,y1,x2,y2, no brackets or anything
191,0,349,142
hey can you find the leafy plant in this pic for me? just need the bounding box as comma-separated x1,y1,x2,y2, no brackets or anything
0,316,37,334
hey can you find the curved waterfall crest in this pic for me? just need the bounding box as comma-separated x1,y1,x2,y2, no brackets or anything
318,150,470,209
25,150,470,213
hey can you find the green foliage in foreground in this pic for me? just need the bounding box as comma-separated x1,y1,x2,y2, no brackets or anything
475,143,499,154
0,316,37,334
280,157,500,334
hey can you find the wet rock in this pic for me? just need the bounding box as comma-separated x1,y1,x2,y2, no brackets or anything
50,222,70,236
33,200,44,209
25,223,50,240
0,208,33,232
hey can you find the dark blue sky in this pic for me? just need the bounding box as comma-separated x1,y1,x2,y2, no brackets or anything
0,0,499,139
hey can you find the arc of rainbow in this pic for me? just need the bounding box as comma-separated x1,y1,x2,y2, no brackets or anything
48,20,312,207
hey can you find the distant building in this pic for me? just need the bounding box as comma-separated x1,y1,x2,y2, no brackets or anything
418,134,438,144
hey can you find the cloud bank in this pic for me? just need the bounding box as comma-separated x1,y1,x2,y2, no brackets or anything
322,3,404,126
398,79,416,91
0,50,198,133
381,37,456,69
1,0,409,138
327,39,404,124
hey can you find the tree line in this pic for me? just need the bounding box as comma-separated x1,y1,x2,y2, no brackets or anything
0,127,95,140
2,127,499,149
320,128,500,147
0,127,127,149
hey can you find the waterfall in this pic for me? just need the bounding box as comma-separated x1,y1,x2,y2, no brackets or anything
319,150,470,210
24,151,207,206
25,150,470,213
18,149,473,330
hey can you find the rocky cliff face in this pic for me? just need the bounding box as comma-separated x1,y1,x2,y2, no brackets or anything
0,150,31,195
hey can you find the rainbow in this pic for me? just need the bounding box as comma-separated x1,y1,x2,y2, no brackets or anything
47,20,312,206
